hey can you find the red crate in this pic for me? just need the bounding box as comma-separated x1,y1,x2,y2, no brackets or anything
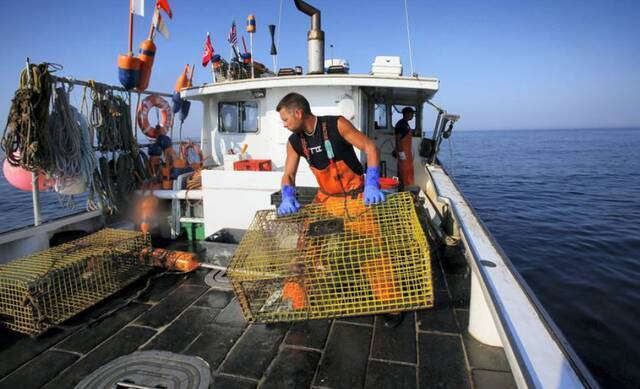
233,159,272,171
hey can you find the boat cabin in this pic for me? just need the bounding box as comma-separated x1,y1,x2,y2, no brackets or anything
182,67,440,236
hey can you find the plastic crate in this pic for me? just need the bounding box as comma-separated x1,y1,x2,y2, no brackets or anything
233,159,272,171
271,186,318,207
182,222,205,241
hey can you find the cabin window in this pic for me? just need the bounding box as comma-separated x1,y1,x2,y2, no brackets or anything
219,101,259,133
374,104,388,129
242,101,259,132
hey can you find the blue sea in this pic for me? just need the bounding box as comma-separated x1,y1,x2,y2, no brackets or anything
1,128,639,387
439,128,640,388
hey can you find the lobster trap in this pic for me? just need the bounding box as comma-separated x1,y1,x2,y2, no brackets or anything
228,192,433,323
0,229,151,335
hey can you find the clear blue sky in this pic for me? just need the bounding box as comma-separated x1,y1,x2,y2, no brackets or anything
1,0,638,136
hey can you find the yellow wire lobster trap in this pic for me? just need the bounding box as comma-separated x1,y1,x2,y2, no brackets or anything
228,192,433,323
0,229,151,335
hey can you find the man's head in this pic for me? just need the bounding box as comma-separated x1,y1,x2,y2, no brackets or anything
276,93,312,133
402,106,415,121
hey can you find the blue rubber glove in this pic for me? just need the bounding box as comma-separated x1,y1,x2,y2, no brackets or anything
278,185,300,216
364,166,386,206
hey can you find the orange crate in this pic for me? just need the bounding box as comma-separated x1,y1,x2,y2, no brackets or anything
234,159,272,171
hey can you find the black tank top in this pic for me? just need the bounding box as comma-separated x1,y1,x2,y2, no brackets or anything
288,116,364,175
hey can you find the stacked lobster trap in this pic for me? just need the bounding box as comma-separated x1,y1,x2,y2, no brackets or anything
0,229,151,335
228,192,434,322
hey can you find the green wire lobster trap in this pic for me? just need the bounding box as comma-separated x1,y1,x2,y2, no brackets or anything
228,192,434,323
0,229,151,335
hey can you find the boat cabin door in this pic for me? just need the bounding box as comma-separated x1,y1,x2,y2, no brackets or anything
366,100,419,178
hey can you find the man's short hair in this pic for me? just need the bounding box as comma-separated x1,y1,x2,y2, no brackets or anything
276,93,312,115
402,107,415,115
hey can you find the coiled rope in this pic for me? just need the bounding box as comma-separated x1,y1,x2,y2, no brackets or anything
1,63,55,172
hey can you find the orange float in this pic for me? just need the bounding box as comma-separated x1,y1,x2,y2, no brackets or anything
136,39,156,91
137,94,173,138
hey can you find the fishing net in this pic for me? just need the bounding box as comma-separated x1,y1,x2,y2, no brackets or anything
0,229,151,335
228,192,433,322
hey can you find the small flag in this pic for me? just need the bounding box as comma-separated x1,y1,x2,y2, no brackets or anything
154,12,170,39
131,0,144,16
227,21,237,45
202,34,215,67
156,0,173,19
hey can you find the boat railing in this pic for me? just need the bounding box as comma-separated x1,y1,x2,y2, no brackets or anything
427,165,599,389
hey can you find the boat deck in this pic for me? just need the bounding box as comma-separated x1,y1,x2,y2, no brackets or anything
0,236,516,389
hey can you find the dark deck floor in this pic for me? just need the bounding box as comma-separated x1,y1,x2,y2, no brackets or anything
0,238,516,389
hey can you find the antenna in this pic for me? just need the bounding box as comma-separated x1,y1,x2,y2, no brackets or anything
404,0,415,76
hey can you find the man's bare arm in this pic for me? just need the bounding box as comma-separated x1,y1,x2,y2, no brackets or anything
281,141,301,186
336,116,380,168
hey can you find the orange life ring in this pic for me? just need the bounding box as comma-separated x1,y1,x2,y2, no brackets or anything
180,141,204,168
137,95,173,138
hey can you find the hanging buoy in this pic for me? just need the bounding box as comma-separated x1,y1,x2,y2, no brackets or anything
2,158,51,191
137,95,173,138
118,54,141,90
179,100,191,123
171,92,182,114
137,39,156,91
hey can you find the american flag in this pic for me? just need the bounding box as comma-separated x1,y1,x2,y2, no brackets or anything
227,21,237,45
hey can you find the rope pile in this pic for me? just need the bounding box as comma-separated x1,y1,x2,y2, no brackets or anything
1,62,150,215
1,63,55,172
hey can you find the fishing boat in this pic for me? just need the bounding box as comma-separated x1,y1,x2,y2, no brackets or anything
0,1,599,388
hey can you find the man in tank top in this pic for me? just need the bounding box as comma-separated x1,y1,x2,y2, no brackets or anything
275,92,404,328
276,92,385,212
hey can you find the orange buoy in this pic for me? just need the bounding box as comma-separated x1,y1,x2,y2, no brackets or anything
2,158,51,191
137,95,173,138
117,54,141,90
141,248,201,273
137,39,156,91
174,64,192,92
283,280,307,309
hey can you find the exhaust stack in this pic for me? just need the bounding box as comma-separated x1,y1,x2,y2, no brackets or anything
293,0,325,74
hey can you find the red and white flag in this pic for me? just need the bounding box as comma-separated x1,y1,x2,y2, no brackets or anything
153,12,170,39
202,34,215,66
156,0,173,19
227,21,237,45
131,0,144,16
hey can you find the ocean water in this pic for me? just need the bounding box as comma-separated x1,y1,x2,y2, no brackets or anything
1,128,638,387
0,166,88,234
439,128,640,388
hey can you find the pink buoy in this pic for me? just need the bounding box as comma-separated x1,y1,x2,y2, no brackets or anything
2,158,51,191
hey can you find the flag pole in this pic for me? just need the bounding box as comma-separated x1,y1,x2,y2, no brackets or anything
128,0,134,54
148,7,158,40
250,33,254,79
207,32,216,84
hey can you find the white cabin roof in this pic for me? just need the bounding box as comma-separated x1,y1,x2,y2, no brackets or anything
181,74,439,104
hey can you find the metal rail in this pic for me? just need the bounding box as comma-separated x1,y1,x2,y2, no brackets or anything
51,75,172,97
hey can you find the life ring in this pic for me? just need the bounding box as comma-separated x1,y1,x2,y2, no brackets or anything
137,95,173,139
180,141,204,169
